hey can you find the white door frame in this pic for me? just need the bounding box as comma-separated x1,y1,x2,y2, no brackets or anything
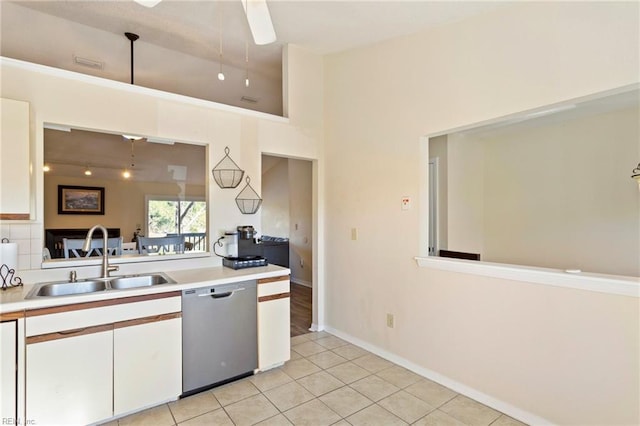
428,157,439,256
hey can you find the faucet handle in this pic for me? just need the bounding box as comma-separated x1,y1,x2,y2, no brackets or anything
70,270,77,283
107,265,119,276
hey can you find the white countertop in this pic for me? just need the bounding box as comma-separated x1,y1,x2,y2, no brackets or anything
0,264,290,314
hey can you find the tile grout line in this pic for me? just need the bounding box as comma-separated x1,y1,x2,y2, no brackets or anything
115,331,527,426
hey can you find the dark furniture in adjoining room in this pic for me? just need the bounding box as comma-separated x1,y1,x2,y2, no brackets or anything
238,236,289,268
439,249,481,261
45,228,120,259
138,235,186,254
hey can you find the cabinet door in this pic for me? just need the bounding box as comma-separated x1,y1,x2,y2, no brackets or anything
26,330,113,426
113,316,182,416
258,297,291,370
0,98,30,219
0,321,16,421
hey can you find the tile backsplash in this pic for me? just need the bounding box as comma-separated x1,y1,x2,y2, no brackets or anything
0,222,43,271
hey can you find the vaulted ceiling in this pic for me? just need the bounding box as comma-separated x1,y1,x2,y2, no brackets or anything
1,1,503,116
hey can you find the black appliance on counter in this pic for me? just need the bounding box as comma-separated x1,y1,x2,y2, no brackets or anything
222,255,268,270
220,226,268,269
236,225,290,268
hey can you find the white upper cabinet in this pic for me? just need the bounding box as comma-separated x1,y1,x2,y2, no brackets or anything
0,98,31,220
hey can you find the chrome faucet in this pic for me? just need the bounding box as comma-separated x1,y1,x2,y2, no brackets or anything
83,224,119,279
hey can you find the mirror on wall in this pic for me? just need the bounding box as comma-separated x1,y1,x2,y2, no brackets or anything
428,88,640,277
43,126,208,261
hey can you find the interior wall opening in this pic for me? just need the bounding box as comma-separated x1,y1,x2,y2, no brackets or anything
261,154,313,336
426,87,640,277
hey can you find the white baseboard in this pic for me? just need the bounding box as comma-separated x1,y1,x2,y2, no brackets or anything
291,278,312,288
323,326,553,426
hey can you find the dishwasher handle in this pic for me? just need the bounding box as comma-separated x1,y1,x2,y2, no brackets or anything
197,287,246,298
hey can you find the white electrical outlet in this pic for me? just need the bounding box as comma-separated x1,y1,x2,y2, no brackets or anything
401,196,411,210
386,313,394,328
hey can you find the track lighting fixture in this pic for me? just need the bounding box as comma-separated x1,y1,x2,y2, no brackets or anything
122,138,136,179
218,60,225,81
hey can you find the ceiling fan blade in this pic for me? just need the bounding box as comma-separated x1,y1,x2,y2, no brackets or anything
134,0,162,8
242,0,276,45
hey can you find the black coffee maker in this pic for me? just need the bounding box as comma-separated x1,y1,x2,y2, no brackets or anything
222,225,267,269
237,225,256,241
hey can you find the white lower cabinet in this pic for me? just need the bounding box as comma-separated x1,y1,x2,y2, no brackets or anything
25,294,181,425
1,320,17,421
257,276,291,370
114,317,182,416
26,330,113,426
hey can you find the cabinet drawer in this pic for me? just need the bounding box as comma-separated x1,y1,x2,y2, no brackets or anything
26,294,181,336
257,277,290,298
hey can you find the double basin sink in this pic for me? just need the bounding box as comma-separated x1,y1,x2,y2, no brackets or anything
26,272,176,299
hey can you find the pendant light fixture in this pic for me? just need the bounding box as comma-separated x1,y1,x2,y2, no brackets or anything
122,136,137,179
235,176,262,214
212,147,244,188
245,41,250,88
125,32,139,85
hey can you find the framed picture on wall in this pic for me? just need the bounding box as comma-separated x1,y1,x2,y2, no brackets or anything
58,185,105,215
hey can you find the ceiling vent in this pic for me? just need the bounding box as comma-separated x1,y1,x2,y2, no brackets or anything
73,55,104,70
241,96,258,104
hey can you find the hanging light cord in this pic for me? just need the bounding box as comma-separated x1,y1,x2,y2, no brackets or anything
130,139,135,168
218,9,225,80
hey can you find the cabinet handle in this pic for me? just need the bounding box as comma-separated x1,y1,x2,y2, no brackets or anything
197,288,245,298
58,328,86,335
258,292,290,303
27,323,113,344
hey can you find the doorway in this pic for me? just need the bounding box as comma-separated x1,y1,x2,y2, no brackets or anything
261,154,313,336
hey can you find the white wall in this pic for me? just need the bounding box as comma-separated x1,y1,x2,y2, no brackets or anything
427,135,447,250
261,157,290,237
324,2,639,425
446,132,485,255
288,158,313,286
481,107,637,276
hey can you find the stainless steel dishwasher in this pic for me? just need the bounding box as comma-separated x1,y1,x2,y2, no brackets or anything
182,280,257,396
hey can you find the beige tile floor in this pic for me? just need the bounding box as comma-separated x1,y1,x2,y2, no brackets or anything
108,332,528,426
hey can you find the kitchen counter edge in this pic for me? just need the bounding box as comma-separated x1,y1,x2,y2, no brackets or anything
0,264,291,314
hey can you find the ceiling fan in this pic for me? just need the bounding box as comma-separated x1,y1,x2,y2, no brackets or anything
133,0,276,45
